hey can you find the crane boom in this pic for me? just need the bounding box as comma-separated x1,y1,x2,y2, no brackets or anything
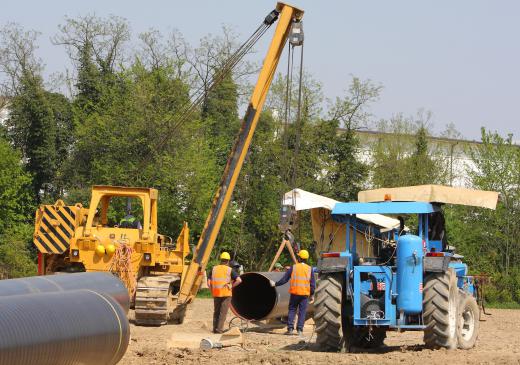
178,2,304,304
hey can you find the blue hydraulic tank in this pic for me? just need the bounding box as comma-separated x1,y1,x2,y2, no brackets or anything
396,234,424,314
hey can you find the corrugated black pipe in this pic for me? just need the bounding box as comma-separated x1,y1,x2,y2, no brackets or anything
0,290,130,365
0,272,129,313
231,272,314,321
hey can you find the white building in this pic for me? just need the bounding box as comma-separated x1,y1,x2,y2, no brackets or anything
0,97,9,125
352,130,482,188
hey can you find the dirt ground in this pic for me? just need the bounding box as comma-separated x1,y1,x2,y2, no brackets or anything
120,298,520,365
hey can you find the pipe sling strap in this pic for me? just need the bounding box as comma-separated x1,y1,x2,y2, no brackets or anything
289,263,311,296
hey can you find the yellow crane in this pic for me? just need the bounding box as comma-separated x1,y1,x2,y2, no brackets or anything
177,1,304,307
33,2,304,325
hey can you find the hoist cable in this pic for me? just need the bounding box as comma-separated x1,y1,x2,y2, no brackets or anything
291,41,304,191
140,20,274,174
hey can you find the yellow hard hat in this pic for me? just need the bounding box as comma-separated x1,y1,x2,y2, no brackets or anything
106,244,116,255
298,249,309,260
95,244,106,256
220,252,231,261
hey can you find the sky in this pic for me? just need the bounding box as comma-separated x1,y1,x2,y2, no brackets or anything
1,0,519,140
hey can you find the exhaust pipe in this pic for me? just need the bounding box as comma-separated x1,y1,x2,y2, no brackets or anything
231,272,314,321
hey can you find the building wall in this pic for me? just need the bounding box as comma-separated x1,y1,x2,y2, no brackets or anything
0,107,9,124
353,130,481,188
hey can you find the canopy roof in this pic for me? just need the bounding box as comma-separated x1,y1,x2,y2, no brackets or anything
332,201,439,216
358,185,498,210
284,189,401,231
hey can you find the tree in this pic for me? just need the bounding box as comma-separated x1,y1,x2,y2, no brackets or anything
0,136,34,232
326,77,380,200
409,126,445,185
1,23,72,201
371,112,446,188
0,137,35,278
0,23,41,96
8,74,58,199
0,224,36,278
53,15,130,113
445,129,520,303
201,73,239,167
468,129,520,275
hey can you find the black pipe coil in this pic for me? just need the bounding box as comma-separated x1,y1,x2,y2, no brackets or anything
0,290,130,365
0,272,129,313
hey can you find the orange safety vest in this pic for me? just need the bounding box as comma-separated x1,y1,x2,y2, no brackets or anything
289,263,312,296
210,265,232,297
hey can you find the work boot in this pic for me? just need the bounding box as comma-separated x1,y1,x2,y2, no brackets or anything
284,328,294,335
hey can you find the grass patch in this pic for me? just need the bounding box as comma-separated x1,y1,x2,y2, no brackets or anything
485,301,520,309
196,288,212,299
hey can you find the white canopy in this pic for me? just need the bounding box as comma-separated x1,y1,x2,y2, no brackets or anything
284,189,401,232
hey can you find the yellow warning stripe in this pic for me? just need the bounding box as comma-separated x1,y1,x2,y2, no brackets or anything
54,206,76,235
44,207,74,237
34,205,77,254
35,234,54,254
39,218,67,252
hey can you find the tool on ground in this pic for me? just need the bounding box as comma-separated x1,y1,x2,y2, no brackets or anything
200,327,244,350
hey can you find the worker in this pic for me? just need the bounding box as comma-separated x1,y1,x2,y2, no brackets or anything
230,260,244,275
208,252,242,334
119,208,142,229
270,249,315,337
273,262,283,272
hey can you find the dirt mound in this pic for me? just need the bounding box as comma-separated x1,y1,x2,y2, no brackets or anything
121,299,520,365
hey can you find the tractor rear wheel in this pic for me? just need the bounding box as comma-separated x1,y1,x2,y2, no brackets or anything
314,273,344,351
457,292,479,349
423,268,459,349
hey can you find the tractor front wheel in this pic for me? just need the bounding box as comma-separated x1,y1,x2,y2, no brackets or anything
423,268,458,349
457,292,479,349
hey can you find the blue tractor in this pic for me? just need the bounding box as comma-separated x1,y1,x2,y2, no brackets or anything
313,185,498,351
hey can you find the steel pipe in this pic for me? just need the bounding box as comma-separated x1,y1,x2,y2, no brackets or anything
0,272,129,312
231,271,314,321
0,289,130,365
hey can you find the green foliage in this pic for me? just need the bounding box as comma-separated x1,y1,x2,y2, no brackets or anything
409,126,440,185
0,137,34,232
196,288,212,299
329,127,368,201
0,224,36,278
202,73,239,167
0,137,35,278
8,74,57,199
371,117,446,187
445,129,520,304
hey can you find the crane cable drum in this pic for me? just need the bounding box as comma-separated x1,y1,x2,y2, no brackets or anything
278,19,304,238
